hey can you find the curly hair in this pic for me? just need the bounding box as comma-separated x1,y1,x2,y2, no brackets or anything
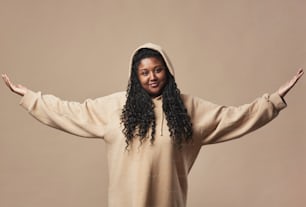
121,48,193,149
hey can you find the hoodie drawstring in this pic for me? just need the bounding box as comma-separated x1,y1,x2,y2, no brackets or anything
160,111,164,136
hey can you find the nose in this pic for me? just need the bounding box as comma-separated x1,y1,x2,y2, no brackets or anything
149,71,157,80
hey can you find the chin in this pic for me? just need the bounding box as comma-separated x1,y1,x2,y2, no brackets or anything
149,91,162,97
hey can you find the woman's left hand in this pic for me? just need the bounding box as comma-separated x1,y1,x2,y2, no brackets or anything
278,68,304,98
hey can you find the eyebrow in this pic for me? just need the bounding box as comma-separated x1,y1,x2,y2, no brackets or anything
138,65,163,71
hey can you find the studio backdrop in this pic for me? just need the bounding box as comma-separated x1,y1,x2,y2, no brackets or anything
0,0,305,206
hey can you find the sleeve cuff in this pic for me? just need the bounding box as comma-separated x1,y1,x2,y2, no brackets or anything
19,90,40,111
269,92,287,110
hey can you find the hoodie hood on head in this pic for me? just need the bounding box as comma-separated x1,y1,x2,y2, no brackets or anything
129,43,175,77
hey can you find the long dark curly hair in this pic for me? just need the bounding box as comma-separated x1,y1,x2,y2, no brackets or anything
121,48,193,148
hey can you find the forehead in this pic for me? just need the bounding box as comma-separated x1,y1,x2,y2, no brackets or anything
138,57,163,69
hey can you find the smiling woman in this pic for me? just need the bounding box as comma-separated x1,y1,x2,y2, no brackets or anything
122,46,193,150
1,43,304,207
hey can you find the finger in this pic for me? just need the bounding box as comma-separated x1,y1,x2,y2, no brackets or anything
2,74,9,82
1,74,8,83
1,74,6,81
3,75,11,86
293,69,304,83
297,68,304,78
2,74,10,86
3,75,15,90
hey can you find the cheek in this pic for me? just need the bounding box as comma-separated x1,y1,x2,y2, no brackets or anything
160,72,167,83
138,76,148,88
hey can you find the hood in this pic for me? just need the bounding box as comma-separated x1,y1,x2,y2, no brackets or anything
129,43,175,77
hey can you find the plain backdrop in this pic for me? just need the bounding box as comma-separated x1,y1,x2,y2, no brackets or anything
0,0,305,206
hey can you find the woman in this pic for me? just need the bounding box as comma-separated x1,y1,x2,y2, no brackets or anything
2,43,304,207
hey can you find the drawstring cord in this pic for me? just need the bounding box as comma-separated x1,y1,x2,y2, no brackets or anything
160,111,164,136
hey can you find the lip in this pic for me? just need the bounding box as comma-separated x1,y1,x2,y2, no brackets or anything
149,82,159,87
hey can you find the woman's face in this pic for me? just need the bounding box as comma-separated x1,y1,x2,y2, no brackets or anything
137,57,167,97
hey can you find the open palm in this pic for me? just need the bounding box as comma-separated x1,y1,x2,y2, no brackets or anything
1,74,27,96
278,68,304,98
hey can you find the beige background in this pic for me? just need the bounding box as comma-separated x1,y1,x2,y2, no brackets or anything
0,0,305,206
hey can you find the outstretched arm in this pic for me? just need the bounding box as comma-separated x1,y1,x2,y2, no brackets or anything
198,68,304,145
1,73,109,138
2,74,27,96
278,68,304,98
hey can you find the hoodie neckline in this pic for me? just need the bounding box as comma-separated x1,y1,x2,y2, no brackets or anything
152,95,162,101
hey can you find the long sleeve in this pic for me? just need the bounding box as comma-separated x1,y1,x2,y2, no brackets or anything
184,92,287,145
19,90,124,138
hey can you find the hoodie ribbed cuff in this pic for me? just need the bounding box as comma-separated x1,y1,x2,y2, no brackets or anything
269,92,287,110
19,90,40,111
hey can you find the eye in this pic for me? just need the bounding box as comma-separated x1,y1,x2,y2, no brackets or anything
155,67,164,73
141,71,149,76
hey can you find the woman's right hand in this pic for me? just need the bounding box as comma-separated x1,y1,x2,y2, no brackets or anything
1,74,28,96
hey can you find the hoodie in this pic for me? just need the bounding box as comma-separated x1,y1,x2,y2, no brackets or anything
20,43,287,207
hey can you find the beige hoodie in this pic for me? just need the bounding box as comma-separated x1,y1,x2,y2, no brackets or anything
20,43,287,207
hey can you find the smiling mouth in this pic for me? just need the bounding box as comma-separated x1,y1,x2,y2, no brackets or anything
149,82,159,87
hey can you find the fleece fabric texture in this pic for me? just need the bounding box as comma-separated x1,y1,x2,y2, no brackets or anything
20,43,287,207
